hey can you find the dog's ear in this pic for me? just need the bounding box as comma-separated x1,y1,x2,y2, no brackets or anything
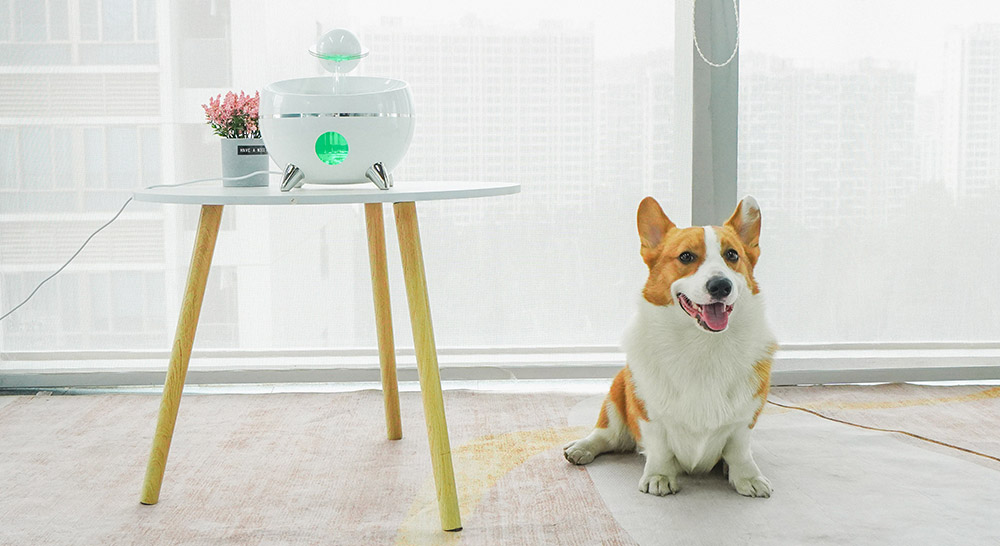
725,195,762,261
637,197,675,266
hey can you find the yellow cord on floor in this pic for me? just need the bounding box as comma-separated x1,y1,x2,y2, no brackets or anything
766,399,1000,464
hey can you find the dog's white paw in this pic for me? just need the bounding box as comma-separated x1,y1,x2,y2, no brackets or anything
563,440,597,465
731,475,772,498
639,473,681,496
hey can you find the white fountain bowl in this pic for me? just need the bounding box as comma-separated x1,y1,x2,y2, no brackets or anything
260,76,415,185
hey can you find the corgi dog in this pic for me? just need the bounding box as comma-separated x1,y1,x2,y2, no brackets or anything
564,196,778,498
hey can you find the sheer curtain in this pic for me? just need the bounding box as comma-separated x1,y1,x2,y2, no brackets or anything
739,1,1000,346
0,0,679,375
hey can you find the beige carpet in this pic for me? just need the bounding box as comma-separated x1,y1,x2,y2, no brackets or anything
1,384,999,545
571,384,1000,545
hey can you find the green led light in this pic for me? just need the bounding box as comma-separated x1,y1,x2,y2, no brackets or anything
315,131,348,165
308,50,369,62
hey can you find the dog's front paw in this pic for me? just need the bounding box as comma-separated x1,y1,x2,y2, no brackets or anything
731,475,772,498
563,439,597,465
639,473,681,496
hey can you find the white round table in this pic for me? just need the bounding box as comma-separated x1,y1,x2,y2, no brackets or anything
133,179,520,205
133,179,519,532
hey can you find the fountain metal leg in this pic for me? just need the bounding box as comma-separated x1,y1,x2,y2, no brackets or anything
281,162,394,191
280,164,305,192
366,162,393,190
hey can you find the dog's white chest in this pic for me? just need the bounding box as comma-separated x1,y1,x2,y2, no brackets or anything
663,422,735,473
640,379,757,473
624,297,774,474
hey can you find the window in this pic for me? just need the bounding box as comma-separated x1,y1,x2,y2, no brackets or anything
49,0,68,40
136,0,155,41
20,127,54,190
0,126,160,213
1,1,677,376
102,0,134,42
0,128,14,185
106,126,139,189
1,271,167,349
175,0,231,88
79,0,98,40
739,2,1000,344
12,0,45,42
7,2,993,383
0,0,8,42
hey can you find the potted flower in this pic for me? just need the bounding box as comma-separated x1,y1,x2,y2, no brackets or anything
202,90,269,187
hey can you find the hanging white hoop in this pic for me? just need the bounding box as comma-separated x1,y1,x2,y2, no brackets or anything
692,0,740,68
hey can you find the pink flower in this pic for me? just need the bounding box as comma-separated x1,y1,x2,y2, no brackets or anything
202,89,262,139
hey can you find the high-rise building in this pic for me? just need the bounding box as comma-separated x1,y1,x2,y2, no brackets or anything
956,25,1000,200
596,52,674,214
739,56,918,229
360,17,597,223
0,0,174,352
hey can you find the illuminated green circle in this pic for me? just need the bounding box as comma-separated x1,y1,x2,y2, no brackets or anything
315,131,348,165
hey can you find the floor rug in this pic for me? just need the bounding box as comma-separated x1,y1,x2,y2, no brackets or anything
1,383,999,545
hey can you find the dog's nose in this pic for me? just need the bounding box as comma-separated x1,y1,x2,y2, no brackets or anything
706,276,732,300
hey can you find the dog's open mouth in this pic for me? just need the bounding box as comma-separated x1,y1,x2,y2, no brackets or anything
677,293,733,332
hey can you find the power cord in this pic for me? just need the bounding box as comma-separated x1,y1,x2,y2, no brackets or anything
0,170,281,322
767,399,1000,464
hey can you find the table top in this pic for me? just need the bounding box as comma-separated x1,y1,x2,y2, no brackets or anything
133,179,520,205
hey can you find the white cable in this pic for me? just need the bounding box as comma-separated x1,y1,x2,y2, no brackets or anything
0,197,134,322
692,0,740,68
0,170,282,322
145,170,283,189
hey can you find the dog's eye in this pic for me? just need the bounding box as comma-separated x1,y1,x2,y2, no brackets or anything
725,249,739,263
678,251,696,264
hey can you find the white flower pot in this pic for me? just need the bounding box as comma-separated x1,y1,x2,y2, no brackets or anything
220,137,269,187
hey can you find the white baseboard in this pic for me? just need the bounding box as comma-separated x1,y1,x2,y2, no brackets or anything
2,344,1000,389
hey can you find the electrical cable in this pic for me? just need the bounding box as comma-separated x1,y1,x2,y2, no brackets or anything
0,170,282,322
767,399,1000,464
1,196,134,322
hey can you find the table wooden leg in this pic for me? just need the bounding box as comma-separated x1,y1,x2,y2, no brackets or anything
365,203,402,441
393,201,462,532
140,204,224,505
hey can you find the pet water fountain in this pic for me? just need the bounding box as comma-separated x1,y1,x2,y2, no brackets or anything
260,29,415,191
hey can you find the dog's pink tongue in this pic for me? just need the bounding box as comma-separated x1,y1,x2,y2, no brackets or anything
702,303,730,330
